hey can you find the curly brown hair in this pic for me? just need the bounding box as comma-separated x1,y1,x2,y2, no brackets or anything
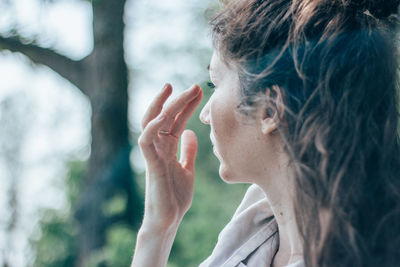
210,0,400,266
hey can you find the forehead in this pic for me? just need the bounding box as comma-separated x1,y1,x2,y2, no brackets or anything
209,52,241,93
209,52,219,74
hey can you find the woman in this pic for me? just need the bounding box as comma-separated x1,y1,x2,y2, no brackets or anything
132,0,400,266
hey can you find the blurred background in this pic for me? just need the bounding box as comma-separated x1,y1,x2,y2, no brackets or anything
0,0,248,266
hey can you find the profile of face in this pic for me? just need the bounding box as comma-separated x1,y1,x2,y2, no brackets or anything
200,52,283,184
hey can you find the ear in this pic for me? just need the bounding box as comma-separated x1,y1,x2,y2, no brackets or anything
261,85,284,135
261,112,279,135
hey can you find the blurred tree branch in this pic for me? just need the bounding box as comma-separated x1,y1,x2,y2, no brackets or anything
0,35,89,94
0,1,144,266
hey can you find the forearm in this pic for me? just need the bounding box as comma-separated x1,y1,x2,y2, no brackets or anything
131,224,179,267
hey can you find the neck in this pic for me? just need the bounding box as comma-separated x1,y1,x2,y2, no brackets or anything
256,151,303,266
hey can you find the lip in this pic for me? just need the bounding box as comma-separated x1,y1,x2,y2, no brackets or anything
212,145,220,159
209,133,215,145
210,134,220,158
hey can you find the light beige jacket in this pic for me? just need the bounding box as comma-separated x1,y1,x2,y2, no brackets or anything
199,184,304,267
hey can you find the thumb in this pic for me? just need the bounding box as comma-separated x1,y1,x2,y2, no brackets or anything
180,129,198,172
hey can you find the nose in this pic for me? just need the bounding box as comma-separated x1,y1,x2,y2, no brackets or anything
200,100,210,125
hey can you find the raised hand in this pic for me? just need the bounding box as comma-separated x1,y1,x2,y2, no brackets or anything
138,83,203,231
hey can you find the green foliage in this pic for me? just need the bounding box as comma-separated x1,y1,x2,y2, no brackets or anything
102,195,128,217
87,225,136,267
31,210,78,267
30,161,85,267
31,160,139,267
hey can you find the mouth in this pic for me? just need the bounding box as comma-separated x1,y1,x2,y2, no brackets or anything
213,147,222,162
209,133,215,145
210,135,220,157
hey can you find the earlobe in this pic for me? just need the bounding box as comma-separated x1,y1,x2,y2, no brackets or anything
261,115,278,135
261,85,284,136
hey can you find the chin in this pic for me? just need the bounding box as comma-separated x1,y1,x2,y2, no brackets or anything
218,164,244,184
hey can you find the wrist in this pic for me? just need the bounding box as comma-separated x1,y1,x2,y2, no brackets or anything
141,210,183,232
140,217,181,235
137,226,176,245
132,220,180,267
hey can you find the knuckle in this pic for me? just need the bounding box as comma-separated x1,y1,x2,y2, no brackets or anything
141,115,150,129
161,111,170,120
138,135,147,147
166,100,177,110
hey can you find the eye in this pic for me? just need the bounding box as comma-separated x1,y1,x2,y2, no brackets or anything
207,81,216,90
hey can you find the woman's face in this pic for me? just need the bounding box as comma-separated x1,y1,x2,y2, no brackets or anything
200,52,278,183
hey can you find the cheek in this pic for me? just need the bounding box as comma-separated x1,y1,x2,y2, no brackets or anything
210,95,236,137
219,121,267,182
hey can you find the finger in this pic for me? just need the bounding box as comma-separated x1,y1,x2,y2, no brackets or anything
160,85,201,131
141,84,172,130
138,115,167,159
179,130,198,172
171,88,203,137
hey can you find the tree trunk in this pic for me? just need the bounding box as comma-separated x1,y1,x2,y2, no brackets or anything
74,0,142,266
0,1,143,265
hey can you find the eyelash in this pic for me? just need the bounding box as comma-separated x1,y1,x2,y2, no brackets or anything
207,81,216,90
